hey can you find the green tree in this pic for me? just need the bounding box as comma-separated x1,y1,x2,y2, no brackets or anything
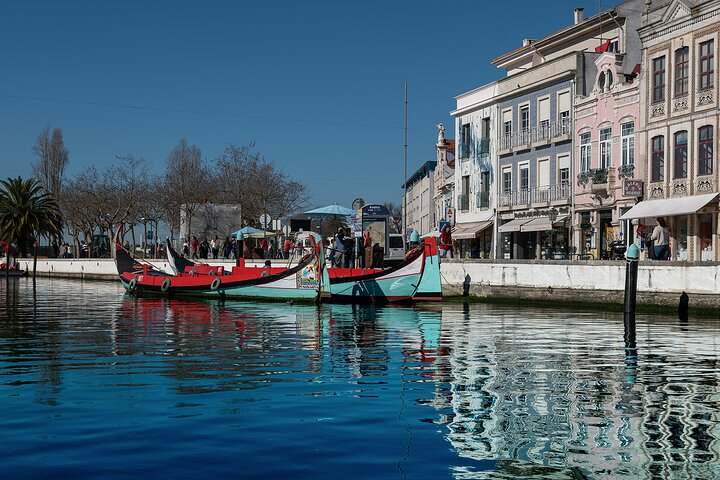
0,177,63,257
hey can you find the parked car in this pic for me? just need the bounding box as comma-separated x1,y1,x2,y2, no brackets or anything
385,233,406,266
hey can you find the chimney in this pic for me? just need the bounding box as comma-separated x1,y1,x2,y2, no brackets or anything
574,7,584,24
522,39,532,47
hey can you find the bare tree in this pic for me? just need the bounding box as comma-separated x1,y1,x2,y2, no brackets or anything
384,202,402,233
164,138,213,240
31,125,69,199
213,143,308,226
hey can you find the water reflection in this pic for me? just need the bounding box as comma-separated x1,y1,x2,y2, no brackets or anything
1,278,719,479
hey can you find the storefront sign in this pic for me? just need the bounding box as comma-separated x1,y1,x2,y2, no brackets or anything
623,179,643,197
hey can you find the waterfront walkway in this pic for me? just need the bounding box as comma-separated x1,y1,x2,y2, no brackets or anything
14,257,716,310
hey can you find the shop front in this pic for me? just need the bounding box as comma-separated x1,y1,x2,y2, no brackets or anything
453,220,494,259
498,207,570,259
619,193,718,262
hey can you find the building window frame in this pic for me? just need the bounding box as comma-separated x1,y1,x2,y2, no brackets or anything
621,122,635,166
675,46,689,96
651,135,665,182
699,125,714,176
652,56,666,103
699,39,715,91
599,127,612,169
580,132,592,172
674,130,688,179
502,167,512,194
519,163,529,191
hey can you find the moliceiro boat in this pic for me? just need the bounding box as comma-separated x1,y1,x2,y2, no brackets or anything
115,226,330,302
164,236,443,303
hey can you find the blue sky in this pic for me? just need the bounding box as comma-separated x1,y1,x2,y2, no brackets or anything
0,0,607,213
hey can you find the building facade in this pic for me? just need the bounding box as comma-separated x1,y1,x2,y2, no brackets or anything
626,0,720,262
432,125,455,234
451,83,498,258
572,2,645,259
403,161,437,237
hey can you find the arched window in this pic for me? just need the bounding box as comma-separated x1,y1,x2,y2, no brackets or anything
651,136,664,182
674,131,688,179
699,126,714,176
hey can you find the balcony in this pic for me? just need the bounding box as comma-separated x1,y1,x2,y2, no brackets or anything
618,164,635,179
576,167,609,187
477,191,490,209
498,183,571,208
458,194,470,211
497,118,572,154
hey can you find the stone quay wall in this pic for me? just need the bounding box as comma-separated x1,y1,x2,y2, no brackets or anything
16,258,719,310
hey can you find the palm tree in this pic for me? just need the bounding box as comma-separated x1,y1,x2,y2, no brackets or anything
0,177,63,257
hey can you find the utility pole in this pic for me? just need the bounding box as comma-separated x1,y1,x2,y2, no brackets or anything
403,82,408,242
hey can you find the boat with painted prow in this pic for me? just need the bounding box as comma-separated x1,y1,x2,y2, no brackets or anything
116,226,330,302
165,236,443,304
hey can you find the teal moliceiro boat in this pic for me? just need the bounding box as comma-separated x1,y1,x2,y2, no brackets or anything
162,235,443,304
328,237,441,303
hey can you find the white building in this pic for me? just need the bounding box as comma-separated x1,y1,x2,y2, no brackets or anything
403,161,436,237
451,82,499,258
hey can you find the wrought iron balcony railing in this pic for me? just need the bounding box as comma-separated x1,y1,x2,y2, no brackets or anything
458,194,470,211
498,183,571,208
477,191,490,209
498,118,572,152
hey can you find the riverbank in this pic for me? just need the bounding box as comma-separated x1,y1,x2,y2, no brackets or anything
15,257,717,310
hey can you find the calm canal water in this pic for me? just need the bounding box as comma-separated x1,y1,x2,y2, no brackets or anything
1,277,719,479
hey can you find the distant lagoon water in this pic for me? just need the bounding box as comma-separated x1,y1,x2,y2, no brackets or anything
1,277,718,479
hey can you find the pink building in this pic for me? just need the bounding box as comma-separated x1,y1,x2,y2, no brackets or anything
573,52,642,259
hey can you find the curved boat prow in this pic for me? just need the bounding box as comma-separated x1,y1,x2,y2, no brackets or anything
413,236,442,301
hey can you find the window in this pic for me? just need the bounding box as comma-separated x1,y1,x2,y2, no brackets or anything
519,165,529,190
520,106,529,131
699,125,714,176
651,135,664,182
621,122,635,166
502,168,512,193
674,131,688,179
675,47,689,96
653,56,666,103
461,123,471,158
699,39,715,90
580,132,592,172
557,91,571,133
558,154,570,185
608,39,619,53
599,127,612,168
537,97,550,134
502,109,512,136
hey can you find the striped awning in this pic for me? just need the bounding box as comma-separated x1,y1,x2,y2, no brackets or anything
452,221,493,240
619,193,718,220
520,215,568,232
498,218,531,233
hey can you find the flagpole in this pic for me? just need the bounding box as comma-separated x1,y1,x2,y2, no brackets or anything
403,82,408,243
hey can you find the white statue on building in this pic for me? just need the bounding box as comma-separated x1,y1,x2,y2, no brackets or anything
437,123,445,146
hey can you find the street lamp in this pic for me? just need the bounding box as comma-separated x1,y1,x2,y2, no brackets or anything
547,208,559,259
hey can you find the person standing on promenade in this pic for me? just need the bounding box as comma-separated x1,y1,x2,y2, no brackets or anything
283,237,291,259
651,217,670,260
191,236,199,259
211,235,219,259
439,224,453,259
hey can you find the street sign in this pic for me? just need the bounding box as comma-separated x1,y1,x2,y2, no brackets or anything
282,225,291,236
259,213,272,229
146,230,154,241
273,219,282,230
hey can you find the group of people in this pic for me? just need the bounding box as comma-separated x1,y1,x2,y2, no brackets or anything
180,234,297,260
636,217,671,260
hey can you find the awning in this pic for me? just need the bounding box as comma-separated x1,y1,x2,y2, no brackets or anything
520,215,568,232
619,193,718,220
498,218,531,233
452,220,493,240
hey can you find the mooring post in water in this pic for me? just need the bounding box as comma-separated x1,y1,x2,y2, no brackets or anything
679,291,689,322
235,232,244,267
623,243,639,351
